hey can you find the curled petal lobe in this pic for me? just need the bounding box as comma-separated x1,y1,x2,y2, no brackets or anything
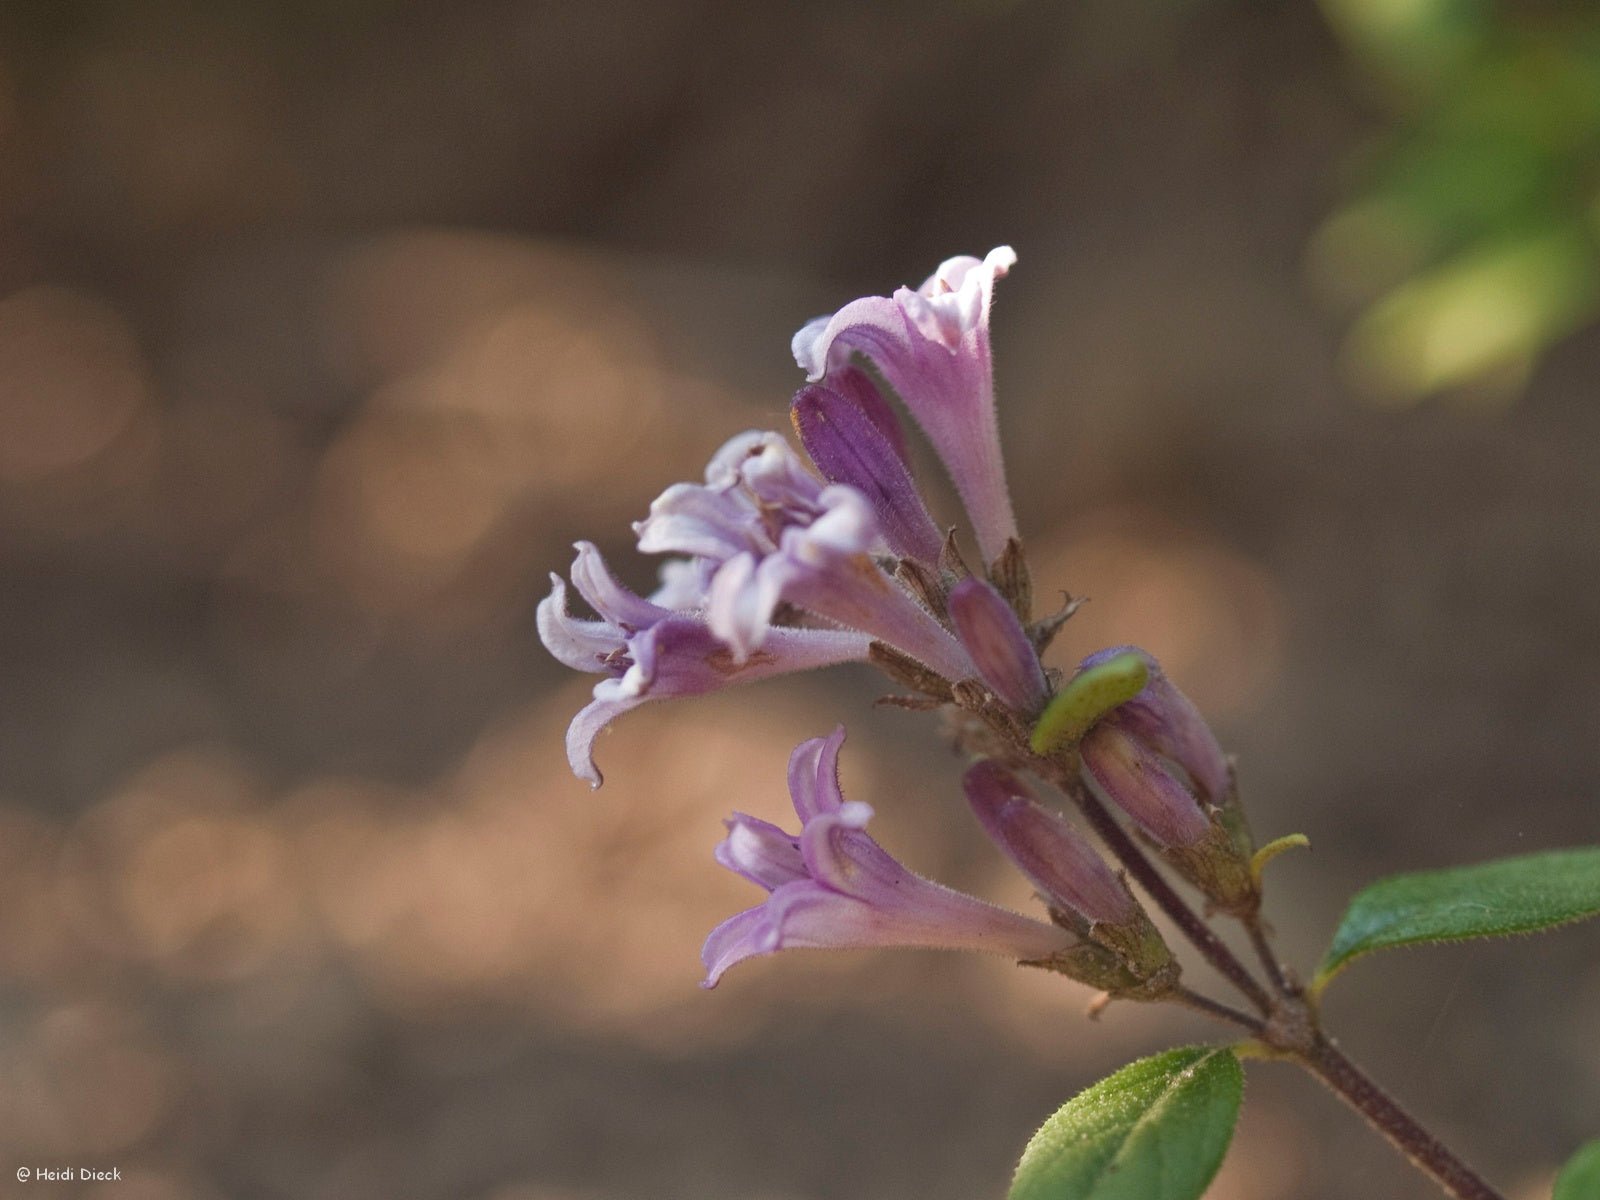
634,482,763,561
715,814,806,889
786,724,847,822
564,681,646,787
569,541,669,630
554,612,872,787
537,573,625,673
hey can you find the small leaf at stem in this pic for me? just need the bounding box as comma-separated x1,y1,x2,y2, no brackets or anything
1030,651,1149,755
1250,833,1310,887
1313,846,1600,995
1554,1139,1600,1200
1009,1046,1243,1200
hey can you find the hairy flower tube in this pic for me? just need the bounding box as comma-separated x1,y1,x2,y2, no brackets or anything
793,246,1019,566
701,727,1084,987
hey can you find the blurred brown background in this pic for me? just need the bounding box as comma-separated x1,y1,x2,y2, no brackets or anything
0,2,1597,1198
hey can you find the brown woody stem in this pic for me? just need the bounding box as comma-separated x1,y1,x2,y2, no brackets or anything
1297,1037,1507,1200
1171,985,1266,1034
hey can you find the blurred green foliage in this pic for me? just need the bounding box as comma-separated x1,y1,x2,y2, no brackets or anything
1314,0,1600,403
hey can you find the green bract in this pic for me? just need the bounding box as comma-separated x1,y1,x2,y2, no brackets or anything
1315,846,1600,993
1009,1046,1242,1200
1030,651,1149,755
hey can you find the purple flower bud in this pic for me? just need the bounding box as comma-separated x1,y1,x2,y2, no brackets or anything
702,728,1078,986
948,577,1049,713
793,247,1020,565
827,365,909,463
1080,723,1211,848
963,761,1136,926
791,382,943,565
1078,646,1229,805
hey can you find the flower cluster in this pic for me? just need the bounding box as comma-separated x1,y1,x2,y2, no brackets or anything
539,247,1252,995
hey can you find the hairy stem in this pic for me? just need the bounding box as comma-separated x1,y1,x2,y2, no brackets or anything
1298,1037,1507,1200
1170,985,1266,1034
1242,914,1296,997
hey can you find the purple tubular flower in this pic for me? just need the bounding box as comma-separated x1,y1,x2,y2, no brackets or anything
792,246,1019,566
963,761,1137,926
791,382,944,565
1077,646,1229,805
537,542,872,787
634,432,973,681
707,488,973,680
948,577,1049,714
1080,723,1211,848
702,727,1077,987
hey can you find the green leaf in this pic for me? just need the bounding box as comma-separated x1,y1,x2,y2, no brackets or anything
1314,847,1600,993
1009,1046,1242,1200
1555,1139,1600,1200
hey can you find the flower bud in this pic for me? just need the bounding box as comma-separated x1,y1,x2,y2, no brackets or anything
828,365,909,463
792,382,944,565
948,577,1050,714
965,760,1175,986
964,761,1135,925
1076,647,1258,914
1080,723,1211,848
1078,646,1228,805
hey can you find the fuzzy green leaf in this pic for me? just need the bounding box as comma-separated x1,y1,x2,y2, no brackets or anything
1555,1139,1600,1200
1315,847,1600,992
1009,1046,1242,1200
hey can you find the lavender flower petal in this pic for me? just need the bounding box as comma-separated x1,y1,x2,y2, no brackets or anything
536,574,625,672
715,813,807,889
706,486,972,680
793,247,1019,564
539,543,874,786
569,540,671,629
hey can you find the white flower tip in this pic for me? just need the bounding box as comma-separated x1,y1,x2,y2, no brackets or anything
791,315,832,381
